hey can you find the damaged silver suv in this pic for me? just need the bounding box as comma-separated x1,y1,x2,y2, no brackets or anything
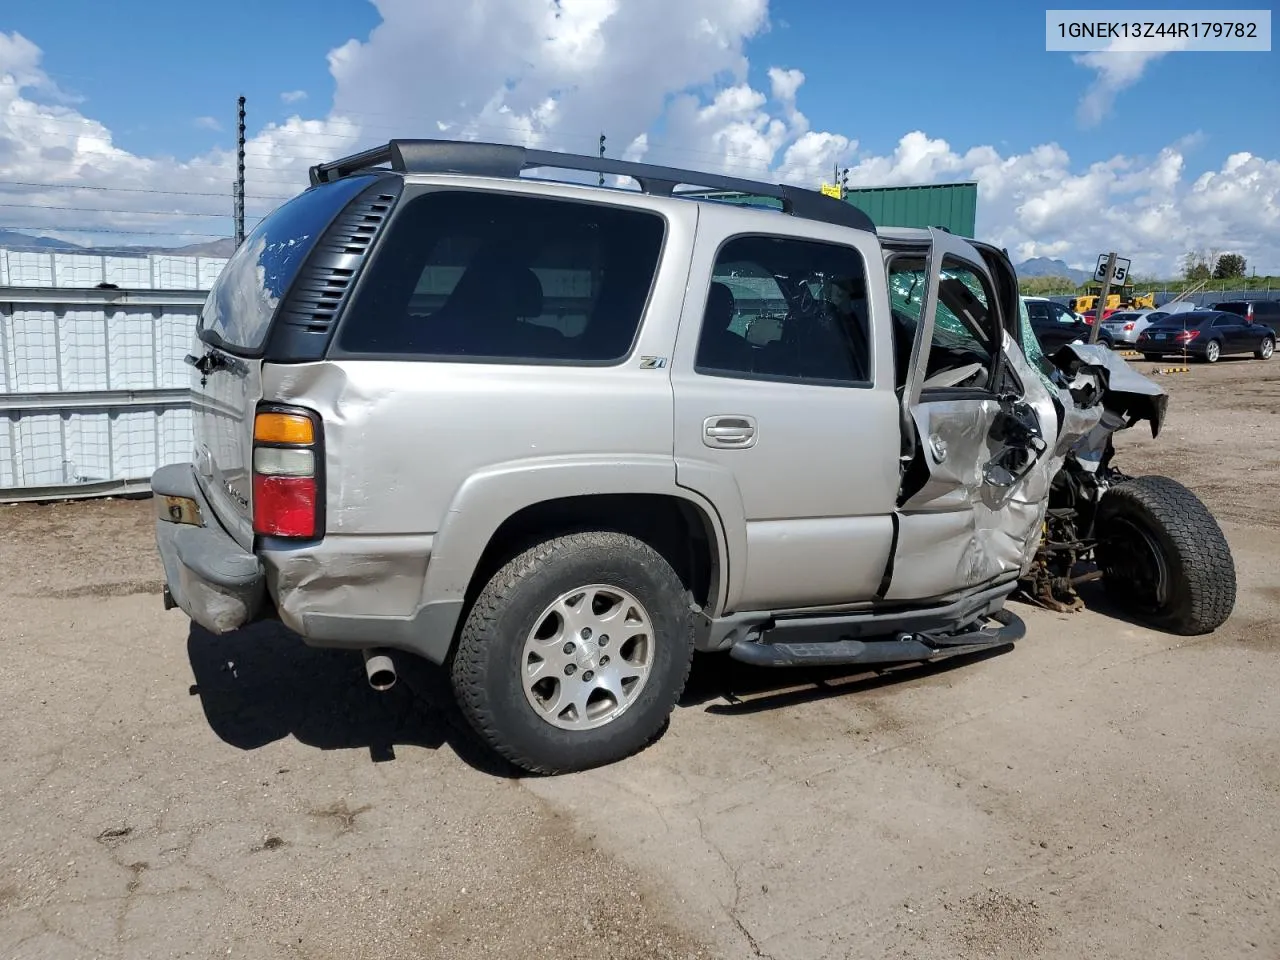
153,140,1236,774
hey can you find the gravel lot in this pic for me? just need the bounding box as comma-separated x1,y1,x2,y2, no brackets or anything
1,356,1277,959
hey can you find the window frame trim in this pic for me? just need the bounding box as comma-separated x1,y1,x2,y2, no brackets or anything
888,251,1005,400
325,184,671,368
690,230,877,390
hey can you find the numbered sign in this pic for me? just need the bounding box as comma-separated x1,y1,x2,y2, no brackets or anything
1094,254,1132,285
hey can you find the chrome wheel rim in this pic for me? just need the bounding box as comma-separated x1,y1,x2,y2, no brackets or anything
1263,339,1274,359
520,584,655,731
1206,341,1219,361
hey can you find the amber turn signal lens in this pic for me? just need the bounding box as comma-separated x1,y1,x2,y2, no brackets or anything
254,412,314,445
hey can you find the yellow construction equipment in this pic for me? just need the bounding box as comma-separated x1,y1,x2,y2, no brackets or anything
1069,284,1155,317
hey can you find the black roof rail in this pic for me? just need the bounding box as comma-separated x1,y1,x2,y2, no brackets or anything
307,138,876,234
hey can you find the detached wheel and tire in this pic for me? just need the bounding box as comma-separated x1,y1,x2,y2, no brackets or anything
1256,336,1275,360
451,531,695,774
1094,475,1236,635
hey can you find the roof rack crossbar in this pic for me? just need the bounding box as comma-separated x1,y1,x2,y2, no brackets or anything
308,138,876,233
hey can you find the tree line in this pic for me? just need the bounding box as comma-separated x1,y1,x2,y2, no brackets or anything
1019,250,1271,296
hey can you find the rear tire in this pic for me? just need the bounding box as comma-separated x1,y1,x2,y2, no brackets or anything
1203,339,1221,363
1095,475,1236,635
450,531,696,775
1256,336,1274,360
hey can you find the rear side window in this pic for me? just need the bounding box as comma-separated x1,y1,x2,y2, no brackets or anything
1213,302,1249,317
199,174,378,353
336,191,665,363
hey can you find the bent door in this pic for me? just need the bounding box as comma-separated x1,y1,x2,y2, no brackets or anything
882,229,1051,602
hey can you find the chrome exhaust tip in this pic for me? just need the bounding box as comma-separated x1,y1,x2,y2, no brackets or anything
362,649,397,692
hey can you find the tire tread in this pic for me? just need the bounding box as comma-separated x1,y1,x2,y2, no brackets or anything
1097,475,1236,635
451,531,695,775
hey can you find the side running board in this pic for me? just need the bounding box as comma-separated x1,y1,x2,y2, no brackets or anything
728,609,1025,668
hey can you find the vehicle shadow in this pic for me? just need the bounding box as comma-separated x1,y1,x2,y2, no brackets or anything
680,644,1013,715
187,622,1014,773
185,622,521,778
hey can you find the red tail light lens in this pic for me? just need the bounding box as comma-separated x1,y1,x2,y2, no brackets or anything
1174,329,1200,343
252,407,323,539
1123,323,1135,331
253,475,318,537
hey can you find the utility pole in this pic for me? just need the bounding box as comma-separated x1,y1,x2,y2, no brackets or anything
1088,251,1116,344
233,95,246,248
598,132,606,186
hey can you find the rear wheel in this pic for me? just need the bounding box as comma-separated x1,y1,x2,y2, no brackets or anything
1095,475,1236,635
1203,339,1221,363
1256,336,1274,360
450,531,696,774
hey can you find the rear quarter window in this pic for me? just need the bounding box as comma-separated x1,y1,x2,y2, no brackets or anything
335,190,666,364
198,174,379,353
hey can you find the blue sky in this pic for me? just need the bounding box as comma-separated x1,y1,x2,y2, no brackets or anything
1,0,1277,273
7,0,1275,174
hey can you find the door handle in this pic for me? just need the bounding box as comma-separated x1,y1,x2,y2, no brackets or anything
703,416,757,448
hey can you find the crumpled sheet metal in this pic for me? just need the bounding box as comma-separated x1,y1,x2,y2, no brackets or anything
886,331,1109,600
1052,342,1169,439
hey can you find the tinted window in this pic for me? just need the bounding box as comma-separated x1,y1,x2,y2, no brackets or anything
1151,312,1212,327
1212,316,1234,327
199,174,379,352
1213,302,1247,316
1049,303,1079,324
337,191,665,363
696,235,871,386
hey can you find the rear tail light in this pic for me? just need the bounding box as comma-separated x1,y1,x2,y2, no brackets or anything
1123,323,1135,331
252,407,323,539
1174,329,1200,343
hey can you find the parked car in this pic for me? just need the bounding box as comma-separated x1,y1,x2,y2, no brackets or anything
1023,296,1097,349
152,139,1237,774
1209,299,1280,326
1136,310,1276,362
1099,309,1157,345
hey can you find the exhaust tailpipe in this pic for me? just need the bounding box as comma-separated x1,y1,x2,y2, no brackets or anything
362,648,397,692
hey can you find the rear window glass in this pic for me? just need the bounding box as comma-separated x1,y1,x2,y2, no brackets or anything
337,191,665,363
1213,302,1249,316
198,174,378,353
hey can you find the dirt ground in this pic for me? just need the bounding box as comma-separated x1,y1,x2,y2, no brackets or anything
1,356,1277,960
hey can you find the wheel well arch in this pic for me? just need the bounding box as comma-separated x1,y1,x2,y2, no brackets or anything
462,493,723,615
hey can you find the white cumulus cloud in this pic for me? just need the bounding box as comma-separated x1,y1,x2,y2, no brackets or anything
280,89,308,104
0,12,1275,276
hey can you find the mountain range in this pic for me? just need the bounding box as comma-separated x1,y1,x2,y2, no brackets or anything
0,230,235,258
1014,257,1091,284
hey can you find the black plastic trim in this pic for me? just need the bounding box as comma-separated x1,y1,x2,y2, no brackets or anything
263,176,404,363
307,137,876,234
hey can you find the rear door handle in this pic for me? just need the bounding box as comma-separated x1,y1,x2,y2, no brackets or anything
703,415,757,449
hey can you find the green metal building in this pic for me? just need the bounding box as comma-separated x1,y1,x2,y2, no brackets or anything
682,181,979,237
843,182,977,237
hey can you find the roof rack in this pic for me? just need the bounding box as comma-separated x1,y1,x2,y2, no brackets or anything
308,138,876,234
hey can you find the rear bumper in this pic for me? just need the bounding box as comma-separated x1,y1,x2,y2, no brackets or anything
152,463,266,634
